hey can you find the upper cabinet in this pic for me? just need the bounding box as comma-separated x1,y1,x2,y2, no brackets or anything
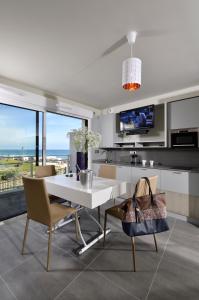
91,114,115,147
168,97,199,130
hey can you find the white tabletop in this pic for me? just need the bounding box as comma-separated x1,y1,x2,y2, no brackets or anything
44,175,127,209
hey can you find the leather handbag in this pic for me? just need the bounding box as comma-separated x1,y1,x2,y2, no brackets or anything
121,177,169,237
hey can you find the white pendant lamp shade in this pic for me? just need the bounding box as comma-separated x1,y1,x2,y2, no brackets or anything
122,57,142,91
122,31,142,91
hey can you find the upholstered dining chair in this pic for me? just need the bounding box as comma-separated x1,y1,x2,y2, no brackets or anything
98,164,117,221
35,165,65,204
98,164,116,180
22,176,79,271
35,165,56,178
103,175,158,272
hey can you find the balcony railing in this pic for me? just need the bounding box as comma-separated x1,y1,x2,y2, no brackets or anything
0,155,70,192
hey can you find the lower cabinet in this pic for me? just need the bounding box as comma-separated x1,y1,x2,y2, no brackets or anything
132,167,161,189
116,166,133,197
92,162,199,219
160,170,189,194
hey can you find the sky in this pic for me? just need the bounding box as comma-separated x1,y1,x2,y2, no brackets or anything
0,104,82,150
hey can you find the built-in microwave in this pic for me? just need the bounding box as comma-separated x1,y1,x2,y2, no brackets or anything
170,128,199,148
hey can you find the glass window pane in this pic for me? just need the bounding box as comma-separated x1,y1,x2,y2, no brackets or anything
0,104,42,192
46,112,83,174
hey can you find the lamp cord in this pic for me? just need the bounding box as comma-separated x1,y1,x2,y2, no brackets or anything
131,44,133,57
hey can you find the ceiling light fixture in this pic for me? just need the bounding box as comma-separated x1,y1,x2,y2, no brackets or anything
122,31,141,91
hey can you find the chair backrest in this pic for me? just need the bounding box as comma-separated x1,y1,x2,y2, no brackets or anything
98,164,116,179
23,176,51,226
35,165,56,178
136,176,158,197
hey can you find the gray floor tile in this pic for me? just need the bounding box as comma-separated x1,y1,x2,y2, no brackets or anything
0,277,16,300
56,269,134,300
163,223,199,272
0,213,199,300
0,221,47,275
3,246,85,300
88,244,163,300
147,257,199,300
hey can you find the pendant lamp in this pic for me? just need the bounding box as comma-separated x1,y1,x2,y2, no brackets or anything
122,31,141,91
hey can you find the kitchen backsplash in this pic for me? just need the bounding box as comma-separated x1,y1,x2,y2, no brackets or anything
93,149,199,168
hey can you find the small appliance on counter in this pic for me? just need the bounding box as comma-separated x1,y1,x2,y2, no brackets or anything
130,151,139,165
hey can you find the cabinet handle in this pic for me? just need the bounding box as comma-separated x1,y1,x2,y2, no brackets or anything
173,171,182,174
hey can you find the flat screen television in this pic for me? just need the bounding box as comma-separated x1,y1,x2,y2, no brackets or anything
119,105,155,132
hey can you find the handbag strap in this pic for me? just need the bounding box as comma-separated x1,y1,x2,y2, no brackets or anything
141,177,154,205
132,177,154,206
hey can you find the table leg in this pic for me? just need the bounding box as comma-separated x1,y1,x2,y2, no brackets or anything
73,208,111,255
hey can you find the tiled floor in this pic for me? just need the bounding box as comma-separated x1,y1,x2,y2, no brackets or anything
0,202,199,300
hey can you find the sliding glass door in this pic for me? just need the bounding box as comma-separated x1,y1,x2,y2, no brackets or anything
0,104,85,221
0,104,43,193
46,112,83,174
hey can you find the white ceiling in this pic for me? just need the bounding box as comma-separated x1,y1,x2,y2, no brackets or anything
0,0,199,109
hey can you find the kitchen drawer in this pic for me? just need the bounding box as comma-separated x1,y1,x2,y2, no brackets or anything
161,169,189,194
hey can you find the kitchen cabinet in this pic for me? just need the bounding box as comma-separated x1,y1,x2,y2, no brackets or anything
168,97,199,129
116,165,133,196
132,167,161,189
161,169,189,216
91,162,199,220
160,170,189,194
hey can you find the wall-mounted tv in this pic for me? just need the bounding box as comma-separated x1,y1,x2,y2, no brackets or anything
119,105,155,132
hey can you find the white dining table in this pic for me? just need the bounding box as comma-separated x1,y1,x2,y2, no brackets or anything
44,174,127,254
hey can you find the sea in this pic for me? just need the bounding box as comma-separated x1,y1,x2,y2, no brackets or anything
0,149,70,159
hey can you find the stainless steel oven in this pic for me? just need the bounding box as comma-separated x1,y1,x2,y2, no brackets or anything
170,128,199,148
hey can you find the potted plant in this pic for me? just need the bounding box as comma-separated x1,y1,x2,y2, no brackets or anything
68,128,101,173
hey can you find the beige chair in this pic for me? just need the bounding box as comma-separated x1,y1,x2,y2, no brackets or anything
22,176,79,271
98,164,116,180
35,165,64,203
35,165,56,178
103,176,158,272
98,164,117,220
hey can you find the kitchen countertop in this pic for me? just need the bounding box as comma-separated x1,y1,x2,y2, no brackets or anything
92,160,199,173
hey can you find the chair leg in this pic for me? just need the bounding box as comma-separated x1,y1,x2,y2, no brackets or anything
103,212,107,247
131,237,136,272
21,217,29,255
47,226,52,272
153,233,158,252
75,212,80,240
113,198,116,205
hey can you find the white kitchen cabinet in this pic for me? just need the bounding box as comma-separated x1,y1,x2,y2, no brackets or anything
168,97,199,129
116,165,132,181
132,167,161,189
116,165,133,197
160,169,189,194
